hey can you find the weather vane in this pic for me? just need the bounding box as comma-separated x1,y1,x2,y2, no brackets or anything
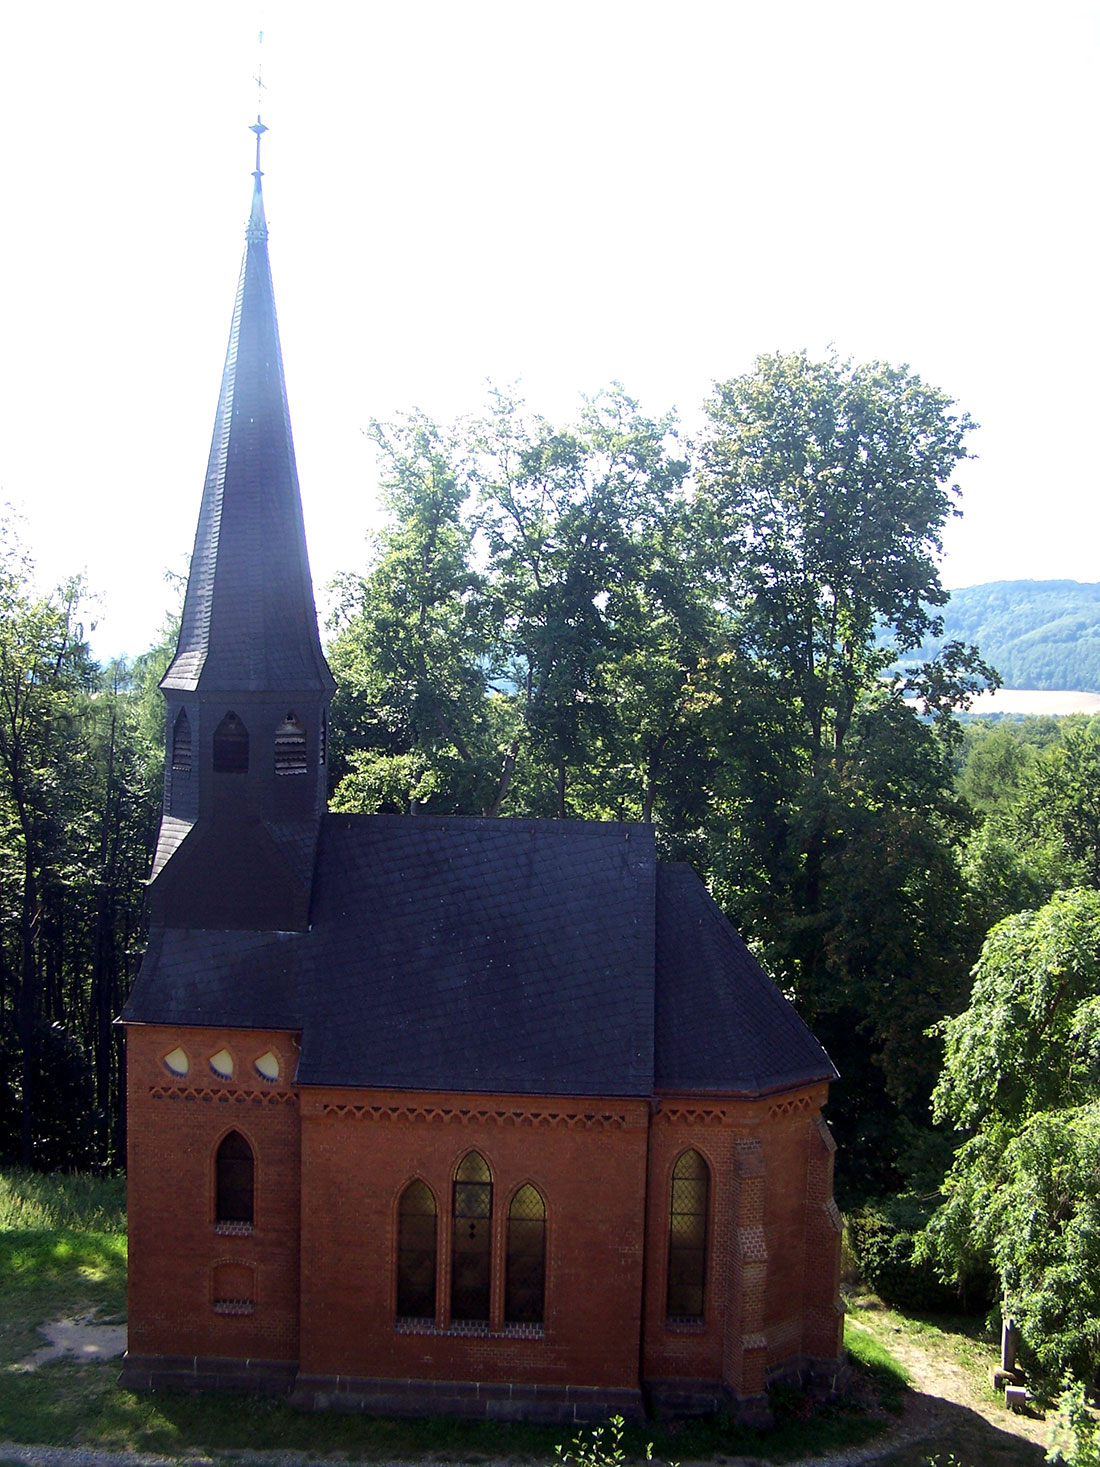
251,27,267,174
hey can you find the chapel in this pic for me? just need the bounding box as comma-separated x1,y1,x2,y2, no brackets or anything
119,126,844,1425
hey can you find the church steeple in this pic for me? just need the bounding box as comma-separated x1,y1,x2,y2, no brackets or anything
162,118,332,698
149,124,334,934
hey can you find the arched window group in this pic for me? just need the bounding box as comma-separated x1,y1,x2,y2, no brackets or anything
396,1153,546,1328
666,1149,709,1321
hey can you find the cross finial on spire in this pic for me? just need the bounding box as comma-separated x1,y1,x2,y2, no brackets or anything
250,115,268,177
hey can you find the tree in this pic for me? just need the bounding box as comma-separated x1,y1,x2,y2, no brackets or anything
0,532,96,1163
327,412,497,815
927,889,1100,1382
692,352,996,1189
473,385,698,820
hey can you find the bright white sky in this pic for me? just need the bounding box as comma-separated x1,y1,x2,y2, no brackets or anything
0,1,1097,659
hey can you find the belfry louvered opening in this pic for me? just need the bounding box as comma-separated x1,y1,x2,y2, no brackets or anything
171,709,192,772
666,1149,709,1320
213,712,249,774
274,712,307,775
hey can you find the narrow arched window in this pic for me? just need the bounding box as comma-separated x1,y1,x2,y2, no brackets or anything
397,1180,437,1319
666,1149,708,1320
451,1152,492,1321
274,712,307,776
319,709,328,767
505,1184,546,1324
215,1131,254,1225
171,708,192,772
213,712,249,773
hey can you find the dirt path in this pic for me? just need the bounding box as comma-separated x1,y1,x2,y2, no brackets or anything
832,1316,1049,1467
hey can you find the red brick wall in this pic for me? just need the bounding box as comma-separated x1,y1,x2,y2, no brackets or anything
126,1025,301,1363
297,1089,650,1390
127,1026,841,1401
641,1086,841,1400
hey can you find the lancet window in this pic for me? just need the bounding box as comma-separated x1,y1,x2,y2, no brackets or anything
666,1148,709,1320
396,1180,438,1319
215,1130,254,1226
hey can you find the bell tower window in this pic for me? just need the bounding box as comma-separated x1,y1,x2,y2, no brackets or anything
274,712,307,775
171,709,192,772
213,712,249,773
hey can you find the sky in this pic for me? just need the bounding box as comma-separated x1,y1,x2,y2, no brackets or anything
0,1,1097,660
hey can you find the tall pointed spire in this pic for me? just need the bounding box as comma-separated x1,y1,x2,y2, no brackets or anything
162,119,333,697
149,123,334,934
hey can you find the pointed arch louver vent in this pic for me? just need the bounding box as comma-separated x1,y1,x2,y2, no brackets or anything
274,712,307,775
171,709,192,772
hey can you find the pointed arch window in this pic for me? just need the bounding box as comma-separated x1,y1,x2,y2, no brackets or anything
171,709,192,772
451,1152,492,1321
213,712,249,773
666,1149,709,1320
397,1181,438,1319
505,1184,546,1324
274,712,307,775
215,1131,254,1227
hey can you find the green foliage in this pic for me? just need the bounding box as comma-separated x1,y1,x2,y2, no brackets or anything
1048,1381,1100,1466
847,1199,963,1312
0,518,166,1168
928,891,1100,1383
555,1416,658,1467
692,352,993,1185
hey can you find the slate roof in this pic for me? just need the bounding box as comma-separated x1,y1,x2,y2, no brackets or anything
161,169,334,698
123,812,835,1099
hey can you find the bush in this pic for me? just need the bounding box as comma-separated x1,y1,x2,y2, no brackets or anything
847,1198,962,1311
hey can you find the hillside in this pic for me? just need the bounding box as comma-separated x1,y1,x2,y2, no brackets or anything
903,580,1100,692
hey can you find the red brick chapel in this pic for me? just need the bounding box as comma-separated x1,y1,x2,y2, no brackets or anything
119,125,844,1425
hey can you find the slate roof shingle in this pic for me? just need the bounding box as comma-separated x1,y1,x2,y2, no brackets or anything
123,813,835,1099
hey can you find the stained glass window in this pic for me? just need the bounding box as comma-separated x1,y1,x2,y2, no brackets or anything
451,1152,492,1321
666,1149,708,1319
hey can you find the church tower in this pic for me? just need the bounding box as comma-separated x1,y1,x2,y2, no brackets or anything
148,121,335,933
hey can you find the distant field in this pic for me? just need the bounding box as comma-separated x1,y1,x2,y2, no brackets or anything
963,689,1100,716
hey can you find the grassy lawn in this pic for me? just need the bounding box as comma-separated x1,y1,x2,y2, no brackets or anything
0,1168,899,1462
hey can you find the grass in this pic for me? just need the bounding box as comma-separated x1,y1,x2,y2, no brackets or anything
843,1315,910,1413
0,1167,899,1462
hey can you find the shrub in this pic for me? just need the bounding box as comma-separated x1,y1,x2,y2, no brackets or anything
847,1198,961,1311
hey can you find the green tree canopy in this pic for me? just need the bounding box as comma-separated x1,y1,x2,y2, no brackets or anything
928,889,1100,1381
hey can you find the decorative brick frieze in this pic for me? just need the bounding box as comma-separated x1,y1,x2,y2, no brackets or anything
150,1085,297,1106
319,1102,628,1130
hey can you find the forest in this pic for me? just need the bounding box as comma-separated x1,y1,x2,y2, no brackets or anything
2,349,1099,1399
899,578,1100,692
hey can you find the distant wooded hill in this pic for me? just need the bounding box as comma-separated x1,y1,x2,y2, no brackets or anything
902,581,1100,692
